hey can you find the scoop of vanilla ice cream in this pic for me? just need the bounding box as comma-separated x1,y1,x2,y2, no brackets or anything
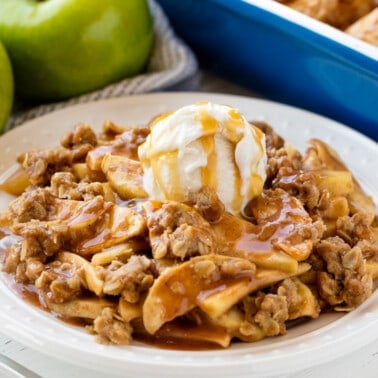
138,102,267,215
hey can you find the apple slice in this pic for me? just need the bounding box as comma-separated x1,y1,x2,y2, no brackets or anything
101,154,147,199
212,213,299,272
72,163,88,181
277,277,320,320
143,255,256,334
91,243,135,266
118,297,143,323
78,204,147,254
313,170,353,197
56,251,104,296
305,139,375,222
0,164,30,196
198,263,311,319
47,298,115,319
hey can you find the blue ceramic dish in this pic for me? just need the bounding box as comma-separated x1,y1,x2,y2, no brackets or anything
157,0,378,141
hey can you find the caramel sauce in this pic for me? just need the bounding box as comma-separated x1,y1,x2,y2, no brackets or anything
231,157,243,215
87,128,148,171
134,334,222,351
133,318,226,351
197,109,218,134
163,151,181,201
80,228,111,251
236,232,280,255
2,272,92,327
223,110,243,143
149,260,254,326
251,124,265,156
147,112,172,128
228,109,245,129
200,135,217,190
65,201,104,228
251,225,294,253
3,273,42,308
214,191,308,260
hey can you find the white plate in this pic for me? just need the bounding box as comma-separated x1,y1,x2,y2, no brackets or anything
0,93,377,378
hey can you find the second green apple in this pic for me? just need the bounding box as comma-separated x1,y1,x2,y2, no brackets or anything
0,41,13,132
0,0,154,101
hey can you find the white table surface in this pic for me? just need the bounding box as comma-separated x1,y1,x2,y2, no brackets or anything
1,70,377,377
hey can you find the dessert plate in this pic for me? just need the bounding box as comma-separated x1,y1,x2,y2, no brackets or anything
0,92,377,377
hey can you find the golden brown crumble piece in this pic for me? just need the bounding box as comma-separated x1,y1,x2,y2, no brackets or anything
19,147,72,186
50,172,113,201
93,307,133,345
187,187,225,223
241,292,288,338
251,121,284,150
103,255,156,303
314,236,373,308
61,123,98,162
248,189,325,261
35,260,82,304
336,213,375,246
143,201,216,260
8,187,55,223
273,170,321,211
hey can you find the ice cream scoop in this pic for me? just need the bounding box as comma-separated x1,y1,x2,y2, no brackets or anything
138,102,267,215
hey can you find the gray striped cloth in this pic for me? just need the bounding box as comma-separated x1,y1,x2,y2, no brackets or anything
6,0,198,132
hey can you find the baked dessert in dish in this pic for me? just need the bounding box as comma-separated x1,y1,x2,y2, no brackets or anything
346,7,378,45
277,0,378,46
0,102,376,349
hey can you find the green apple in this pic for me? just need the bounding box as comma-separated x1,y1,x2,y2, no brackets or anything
0,0,153,101
0,40,13,132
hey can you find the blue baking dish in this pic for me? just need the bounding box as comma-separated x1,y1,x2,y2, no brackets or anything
157,0,378,141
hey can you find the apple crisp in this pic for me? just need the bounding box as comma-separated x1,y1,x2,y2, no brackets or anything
0,116,376,349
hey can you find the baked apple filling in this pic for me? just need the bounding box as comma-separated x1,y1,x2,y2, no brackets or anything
0,104,376,349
